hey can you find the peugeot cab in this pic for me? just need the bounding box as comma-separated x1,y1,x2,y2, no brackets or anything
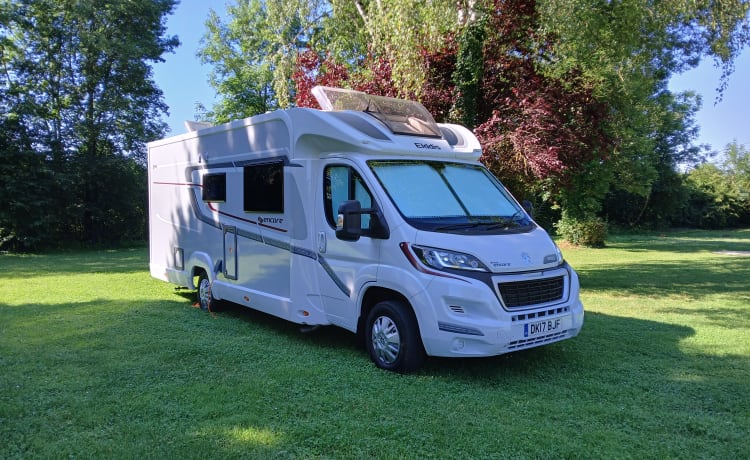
147,86,584,373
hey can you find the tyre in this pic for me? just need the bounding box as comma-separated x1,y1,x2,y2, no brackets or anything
365,300,425,373
196,272,213,311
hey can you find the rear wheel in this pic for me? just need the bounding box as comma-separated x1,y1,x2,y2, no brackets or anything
196,272,213,311
365,300,425,373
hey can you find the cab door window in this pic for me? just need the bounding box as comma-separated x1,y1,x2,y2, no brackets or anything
324,165,374,232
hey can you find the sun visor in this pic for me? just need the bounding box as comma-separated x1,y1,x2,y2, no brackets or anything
311,86,442,138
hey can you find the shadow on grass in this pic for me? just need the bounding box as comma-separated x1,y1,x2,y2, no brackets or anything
3,295,749,458
207,300,363,352
420,311,695,375
149,302,750,457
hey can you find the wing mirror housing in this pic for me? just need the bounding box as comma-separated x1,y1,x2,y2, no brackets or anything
336,200,362,241
336,200,389,241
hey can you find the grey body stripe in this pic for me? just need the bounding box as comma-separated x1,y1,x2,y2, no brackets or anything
317,255,352,297
179,168,351,297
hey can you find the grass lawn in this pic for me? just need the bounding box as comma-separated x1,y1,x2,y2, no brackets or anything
1,229,749,458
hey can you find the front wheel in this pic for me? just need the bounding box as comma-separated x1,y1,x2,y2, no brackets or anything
365,301,425,373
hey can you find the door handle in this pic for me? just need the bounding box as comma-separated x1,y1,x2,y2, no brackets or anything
318,231,327,253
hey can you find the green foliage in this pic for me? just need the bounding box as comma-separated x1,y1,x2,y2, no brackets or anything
0,0,177,250
538,0,750,98
601,90,708,229
199,0,457,119
0,117,63,251
676,148,750,228
603,167,689,230
533,0,747,226
347,0,456,96
199,0,337,115
5,0,177,161
605,142,750,228
198,0,749,231
723,141,750,198
554,213,608,247
197,0,278,120
453,16,485,128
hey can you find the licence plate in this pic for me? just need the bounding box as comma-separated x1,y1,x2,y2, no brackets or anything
524,317,563,338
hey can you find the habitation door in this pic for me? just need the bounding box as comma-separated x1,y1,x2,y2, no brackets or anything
223,225,237,280
315,160,383,331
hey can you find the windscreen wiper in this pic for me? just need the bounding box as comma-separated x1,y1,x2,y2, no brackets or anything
434,222,484,231
478,211,526,231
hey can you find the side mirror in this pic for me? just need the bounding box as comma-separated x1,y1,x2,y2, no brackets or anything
336,200,362,241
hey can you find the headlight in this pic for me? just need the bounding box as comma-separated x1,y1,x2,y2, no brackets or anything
412,245,489,272
542,243,564,265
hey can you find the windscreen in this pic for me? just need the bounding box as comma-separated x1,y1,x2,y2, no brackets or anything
369,160,532,233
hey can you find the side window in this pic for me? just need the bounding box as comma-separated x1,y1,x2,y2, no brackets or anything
324,165,373,231
202,173,226,202
244,161,284,213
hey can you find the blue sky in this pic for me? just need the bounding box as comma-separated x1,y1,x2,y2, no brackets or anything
153,0,750,154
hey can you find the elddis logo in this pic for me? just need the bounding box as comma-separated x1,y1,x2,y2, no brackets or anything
414,142,441,150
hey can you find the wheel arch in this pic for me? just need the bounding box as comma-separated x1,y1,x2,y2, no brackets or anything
186,251,215,290
361,289,427,373
357,286,420,342
190,266,208,290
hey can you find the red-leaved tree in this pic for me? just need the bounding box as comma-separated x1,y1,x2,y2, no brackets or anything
419,0,612,216
294,48,400,108
294,48,351,109
293,0,613,221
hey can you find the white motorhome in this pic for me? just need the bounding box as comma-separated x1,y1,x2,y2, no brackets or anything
148,87,584,373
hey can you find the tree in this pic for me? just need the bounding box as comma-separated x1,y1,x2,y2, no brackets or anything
533,0,749,225
345,0,456,96
293,48,351,108
410,0,612,227
199,0,459,120
199,0,336,118
466,0,747,236
679,163,739,228
1,0,178,249
720,141,750,225
722,141,750,196
602,89,707,228
206,0,750,235
0,115,62,250
538,0,750,100
198,0,278,121
674,142,750,229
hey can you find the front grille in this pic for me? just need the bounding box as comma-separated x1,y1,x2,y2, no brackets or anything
498,276,564,308
512,306,569,322
508,330,568,350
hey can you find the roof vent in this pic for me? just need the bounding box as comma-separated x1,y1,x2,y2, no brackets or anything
439,126,459,146
184,120,213,132
311,86,442,138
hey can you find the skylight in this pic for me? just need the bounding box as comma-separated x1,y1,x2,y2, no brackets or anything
311,86,442,138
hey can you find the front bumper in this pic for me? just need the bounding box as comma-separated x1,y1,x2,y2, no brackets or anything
413,264,584,358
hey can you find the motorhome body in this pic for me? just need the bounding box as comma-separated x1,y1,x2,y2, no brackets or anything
148,87,584,373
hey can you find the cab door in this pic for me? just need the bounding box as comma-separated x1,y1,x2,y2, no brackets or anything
315,160,385,331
